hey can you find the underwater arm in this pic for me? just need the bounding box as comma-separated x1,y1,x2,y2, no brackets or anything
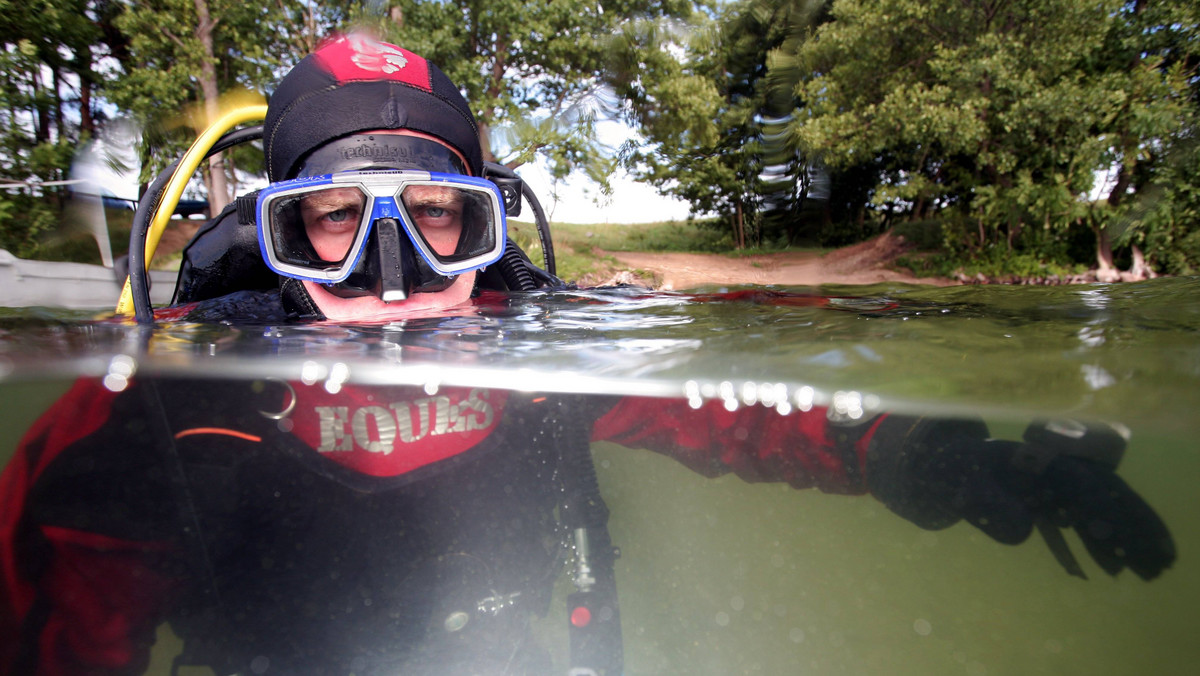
865,415,1176,580
591,396,875,494
592,397,1174,579
1,380,185,675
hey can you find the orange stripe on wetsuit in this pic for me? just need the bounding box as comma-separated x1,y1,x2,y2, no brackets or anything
173,428,263,443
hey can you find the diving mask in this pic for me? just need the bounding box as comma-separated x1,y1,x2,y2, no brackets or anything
251,170,507,300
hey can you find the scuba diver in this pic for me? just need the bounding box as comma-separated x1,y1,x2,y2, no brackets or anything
0,35,1176,676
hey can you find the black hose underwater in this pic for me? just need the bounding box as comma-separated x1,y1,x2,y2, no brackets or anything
556,406,623,674
128,126,264,323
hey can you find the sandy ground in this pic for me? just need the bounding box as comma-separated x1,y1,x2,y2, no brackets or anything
594,232,956,289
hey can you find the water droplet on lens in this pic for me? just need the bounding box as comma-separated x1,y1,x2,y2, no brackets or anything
444,611,470,632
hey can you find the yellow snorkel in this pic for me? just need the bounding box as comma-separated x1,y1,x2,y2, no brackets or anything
115,104,268,319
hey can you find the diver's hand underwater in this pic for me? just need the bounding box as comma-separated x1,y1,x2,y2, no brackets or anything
865,415,1176,581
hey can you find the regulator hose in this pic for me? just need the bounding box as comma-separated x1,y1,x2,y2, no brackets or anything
522,179,556,277
481,161,556,276
127,125,264,322
496,239,539,292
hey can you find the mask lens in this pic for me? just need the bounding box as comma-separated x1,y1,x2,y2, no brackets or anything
256,171,504,284
399,184,499,265
266,186,368,270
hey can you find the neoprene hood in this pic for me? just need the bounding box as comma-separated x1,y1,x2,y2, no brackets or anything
264,34,483,180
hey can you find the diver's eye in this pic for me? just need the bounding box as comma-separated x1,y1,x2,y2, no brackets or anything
424,206,446,219
325,209,351,223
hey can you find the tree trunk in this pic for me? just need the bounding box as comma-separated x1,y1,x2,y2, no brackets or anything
77,46,95,135
1094,223,1120,282
32,69,51,143
1007,219,1022,250
1098,164,1135,281
478,119,496,165
480,34,508,167
52,67,64,142
80,77,94,135
194,0,230,214
735,200,746,249
1127,244,1157,281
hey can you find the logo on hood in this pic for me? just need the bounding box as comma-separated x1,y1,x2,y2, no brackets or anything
348,35,409,74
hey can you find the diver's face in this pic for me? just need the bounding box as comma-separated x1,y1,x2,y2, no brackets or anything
400,184,467,257
301,130,477,321
300,184,467,263
301,187,364,263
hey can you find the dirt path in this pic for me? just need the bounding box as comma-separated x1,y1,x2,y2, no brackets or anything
598,232,956,289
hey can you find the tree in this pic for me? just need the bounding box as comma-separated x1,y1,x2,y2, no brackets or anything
108,0,354,213
610,0,830,247
779,0,1196,277
368,0,694,187
0,0,111,256
1092,0,1200,278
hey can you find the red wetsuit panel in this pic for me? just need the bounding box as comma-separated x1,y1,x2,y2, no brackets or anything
592,396,872,494
0,379,122,673
32,527,179,676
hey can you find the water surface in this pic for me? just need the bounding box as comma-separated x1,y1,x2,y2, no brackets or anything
1,278,1197,675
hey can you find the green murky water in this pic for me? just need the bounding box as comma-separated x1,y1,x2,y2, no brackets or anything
1,278,1197,674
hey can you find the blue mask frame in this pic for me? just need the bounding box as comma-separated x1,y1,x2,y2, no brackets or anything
255,170,507,285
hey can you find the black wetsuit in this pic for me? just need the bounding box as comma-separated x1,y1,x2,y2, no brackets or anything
2,356,874,675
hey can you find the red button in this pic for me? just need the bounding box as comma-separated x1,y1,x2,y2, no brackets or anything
570,606,592,627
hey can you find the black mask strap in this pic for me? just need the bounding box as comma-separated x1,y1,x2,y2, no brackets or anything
279,277,325,320
298,133,466,176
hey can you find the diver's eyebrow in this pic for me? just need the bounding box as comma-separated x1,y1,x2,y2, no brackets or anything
404,190,463,207
408,196,459,206
302,194,364,210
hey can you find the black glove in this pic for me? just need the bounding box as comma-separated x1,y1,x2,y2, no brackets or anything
866,415,1175,580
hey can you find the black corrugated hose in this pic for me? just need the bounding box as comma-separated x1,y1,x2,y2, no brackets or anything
128,126,264,323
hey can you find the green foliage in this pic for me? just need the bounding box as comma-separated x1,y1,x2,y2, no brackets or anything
587,219,732,253
0,191,61,258
30,205,133,264
776,0,1198,273
513,217,767,284
0,0,105,256
524,218,732,258
1122,138,1200,275
375,0,694,186
897,247,1086,281
611,0,829,248
5,0,1200,280
107,0,338,180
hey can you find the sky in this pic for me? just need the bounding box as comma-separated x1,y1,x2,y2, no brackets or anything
515,160,692,225
506,116,695,225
